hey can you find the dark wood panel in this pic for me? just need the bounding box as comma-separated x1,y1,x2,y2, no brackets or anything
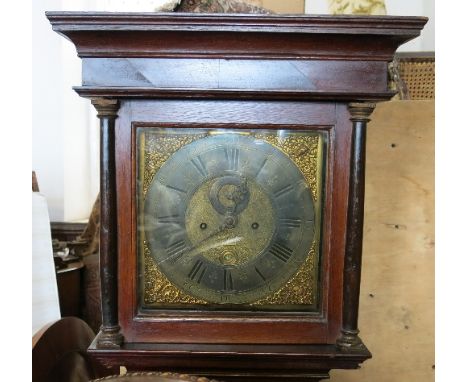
120,99,337,125
88,341,370,380
56,261,84,318
82,58,388,95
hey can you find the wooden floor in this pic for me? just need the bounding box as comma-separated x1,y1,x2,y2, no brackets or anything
331,100,435,381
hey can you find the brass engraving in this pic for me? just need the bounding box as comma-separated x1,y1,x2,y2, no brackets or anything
254,245,317,306
185,178,276,267
142,133,205,197
139,128,324,308
144,240,205,305
253,133,320,201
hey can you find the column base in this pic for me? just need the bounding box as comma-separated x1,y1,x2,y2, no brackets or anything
336,329,366,352
96,326,123,349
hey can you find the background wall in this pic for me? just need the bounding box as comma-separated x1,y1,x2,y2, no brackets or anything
331,100,435,381
33,0,99,222
305,0,434,51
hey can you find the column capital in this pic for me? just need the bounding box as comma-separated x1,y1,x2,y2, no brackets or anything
348,102,376,122
91,98,120,117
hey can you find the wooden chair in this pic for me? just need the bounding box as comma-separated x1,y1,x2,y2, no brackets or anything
32,317,97,382
32,318,221,382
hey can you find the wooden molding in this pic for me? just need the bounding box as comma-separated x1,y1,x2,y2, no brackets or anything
47,13,427,60
77,87,396,102
91,98,120,117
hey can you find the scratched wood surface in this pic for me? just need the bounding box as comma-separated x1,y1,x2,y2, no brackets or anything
331,100,435,381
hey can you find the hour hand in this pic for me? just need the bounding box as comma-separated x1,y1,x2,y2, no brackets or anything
209,175,250,216
183,220,238,258
226,176,249,213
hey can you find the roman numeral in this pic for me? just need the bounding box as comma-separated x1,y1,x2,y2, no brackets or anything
188,260,207,283
191,156,208,177
269,241,293,263
165,184,187,194
224,148,240,171
157,215,182,224
279,218,301,228
255,158,268,179
255,266,267,282
165,239,187,262
224,268,234,291
274,184,294,198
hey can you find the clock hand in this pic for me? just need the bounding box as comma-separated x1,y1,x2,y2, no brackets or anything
225,176,249,215
162,178,249,264
180,219,240,259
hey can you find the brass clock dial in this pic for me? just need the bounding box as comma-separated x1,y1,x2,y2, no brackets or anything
143,133,315,304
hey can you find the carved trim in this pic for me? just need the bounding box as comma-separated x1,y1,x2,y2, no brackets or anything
77,87,396,102
348,102,376,122
46,12,428,35
388,58,409,100
91,98,120,117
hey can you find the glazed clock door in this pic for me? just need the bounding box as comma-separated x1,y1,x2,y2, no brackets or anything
117,100,346,344
139,129,323,307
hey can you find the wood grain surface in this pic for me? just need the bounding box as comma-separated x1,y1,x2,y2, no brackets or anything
331,100,434,381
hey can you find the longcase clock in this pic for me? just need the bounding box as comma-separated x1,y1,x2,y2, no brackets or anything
47,12,426,381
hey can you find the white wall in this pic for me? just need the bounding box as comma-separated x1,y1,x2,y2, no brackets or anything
33,0,65,221
305,0,435,52
33,0,99,222
386,0,435,51
33,1,178,223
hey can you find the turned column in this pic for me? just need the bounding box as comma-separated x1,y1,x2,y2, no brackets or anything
91,98,123,349
337,102,376,351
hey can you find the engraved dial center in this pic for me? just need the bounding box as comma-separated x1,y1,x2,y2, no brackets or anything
185,176,276,267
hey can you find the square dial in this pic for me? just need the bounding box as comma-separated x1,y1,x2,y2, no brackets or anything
137,127,326,312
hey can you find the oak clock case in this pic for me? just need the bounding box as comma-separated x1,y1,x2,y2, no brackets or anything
47,10,427,381
137,128,326,311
